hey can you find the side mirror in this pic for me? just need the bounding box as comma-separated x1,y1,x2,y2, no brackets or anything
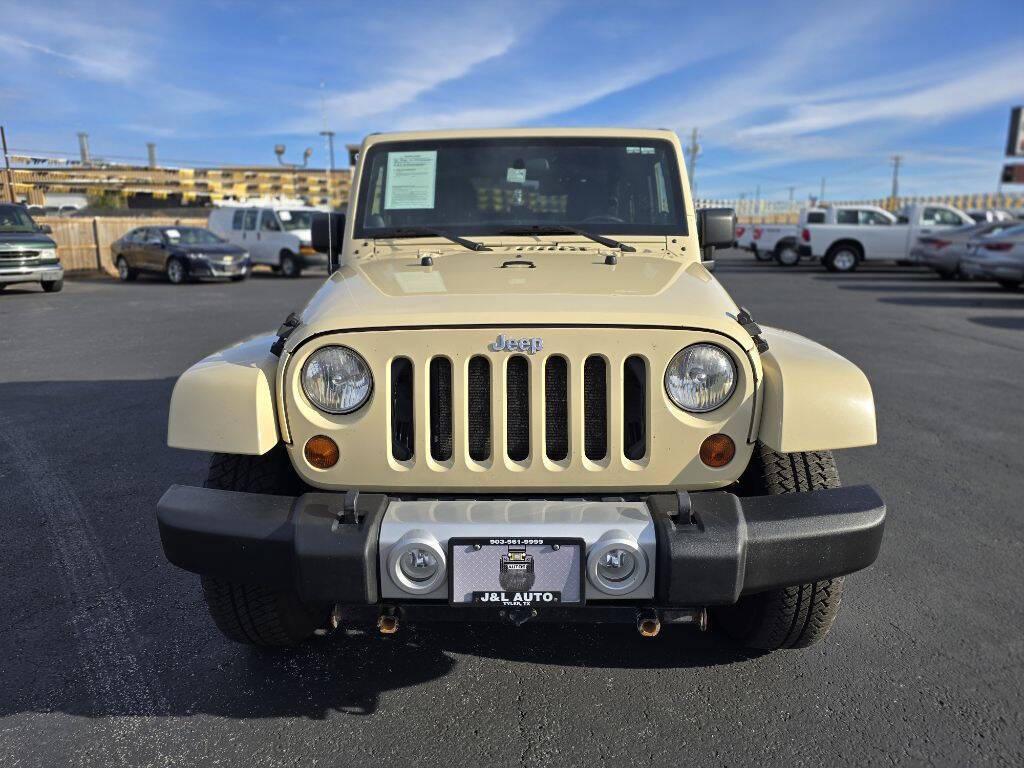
696,207,736,269
311,212,345,273
37,224,53,234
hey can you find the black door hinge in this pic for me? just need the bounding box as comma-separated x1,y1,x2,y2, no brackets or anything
735,307,769,353
270,312,302,357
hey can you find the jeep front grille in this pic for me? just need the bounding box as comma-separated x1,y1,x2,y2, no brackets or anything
389,351,640,466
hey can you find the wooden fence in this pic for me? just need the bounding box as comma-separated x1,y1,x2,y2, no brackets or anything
38,216,207,274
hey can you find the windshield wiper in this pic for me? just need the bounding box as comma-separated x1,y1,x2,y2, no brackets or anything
498,225,636,252
385,227,491,252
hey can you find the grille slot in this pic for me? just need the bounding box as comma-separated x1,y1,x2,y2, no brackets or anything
506,356,530,461
390,357,415,461
583,356,608,461
467,356,491,461
545,356,569,461
429,358,453,461
623,355,647,460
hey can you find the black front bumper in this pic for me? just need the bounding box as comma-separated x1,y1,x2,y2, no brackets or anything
156,485,885,607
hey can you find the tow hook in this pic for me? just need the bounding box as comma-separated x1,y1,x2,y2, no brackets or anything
377,607,399,635
502,607,538,626
637,609,661,637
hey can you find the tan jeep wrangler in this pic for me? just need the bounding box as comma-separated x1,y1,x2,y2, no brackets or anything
157,128,885,650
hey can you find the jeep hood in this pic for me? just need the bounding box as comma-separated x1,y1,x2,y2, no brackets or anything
293,250,749,349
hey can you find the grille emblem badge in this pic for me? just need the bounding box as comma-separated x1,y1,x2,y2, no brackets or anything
489,334,543,354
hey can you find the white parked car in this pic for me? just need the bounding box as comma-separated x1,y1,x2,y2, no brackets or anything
743,208,827,265
208,204,328,277
798,203,973,272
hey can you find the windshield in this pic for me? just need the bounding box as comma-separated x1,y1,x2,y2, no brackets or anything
278,210,314,231
0,205,39,233
354,138,686,239
163,227,225,245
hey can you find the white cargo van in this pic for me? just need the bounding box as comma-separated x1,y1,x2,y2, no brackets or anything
208,204,327,277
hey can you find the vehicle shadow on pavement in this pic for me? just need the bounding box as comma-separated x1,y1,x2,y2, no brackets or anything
968,315,1024,331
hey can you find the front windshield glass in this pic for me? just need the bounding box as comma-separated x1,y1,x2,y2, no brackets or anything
354,138,686,238
279,210,315,231
0,205,39,233
163,227,224,245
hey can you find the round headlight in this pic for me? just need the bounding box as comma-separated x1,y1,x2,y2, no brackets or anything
665,344,736,413
301,345,373,414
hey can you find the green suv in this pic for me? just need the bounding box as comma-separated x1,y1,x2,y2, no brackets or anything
0,204,64,293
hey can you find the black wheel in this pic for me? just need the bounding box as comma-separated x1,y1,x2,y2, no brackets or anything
116,256,137,282
199,448,330,647
166,257,188,284
774,241,800,266
997,279,1021,291
41,278,63,293
823,244,860,273
230,274,247,282
280,252,301,278
712,444,847,650
937,270,956,281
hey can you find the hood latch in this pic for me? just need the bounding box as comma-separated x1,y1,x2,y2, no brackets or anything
270,312,302,357
735,308,769,354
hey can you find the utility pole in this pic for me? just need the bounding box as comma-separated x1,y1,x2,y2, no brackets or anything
754,184,761,218
819,177,826,202
890,154,902,208
787,186,795,202
0,126,15,203
684,128,700,193
319,131,336,172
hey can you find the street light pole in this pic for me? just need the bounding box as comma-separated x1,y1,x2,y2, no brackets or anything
1,125,15,203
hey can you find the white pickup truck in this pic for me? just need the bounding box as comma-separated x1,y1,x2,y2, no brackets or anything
797,202,973,272
736,208,826,263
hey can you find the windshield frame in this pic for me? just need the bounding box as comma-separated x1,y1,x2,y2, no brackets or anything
0,204,41,234
352,136,688,240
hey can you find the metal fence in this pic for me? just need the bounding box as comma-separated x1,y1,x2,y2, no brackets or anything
40,216,206,274
697,192,1024,224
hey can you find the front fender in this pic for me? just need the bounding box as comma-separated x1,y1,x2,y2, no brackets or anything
168,334,280,455
757,327,876,453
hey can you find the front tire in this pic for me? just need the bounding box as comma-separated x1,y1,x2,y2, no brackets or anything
775,242,800,266
166,257,187,284
42,278,63,293
997,279,1021,291
712,444,846,650
116,256,137,282
280,252,301,278
199,449,330,647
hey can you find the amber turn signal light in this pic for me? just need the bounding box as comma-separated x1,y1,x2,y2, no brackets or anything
700,434,735,468
304,435,339,469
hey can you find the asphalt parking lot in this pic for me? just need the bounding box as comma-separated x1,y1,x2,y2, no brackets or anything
1,254,1022,768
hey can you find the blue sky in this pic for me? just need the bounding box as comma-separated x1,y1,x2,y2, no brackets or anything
1,0,1022,201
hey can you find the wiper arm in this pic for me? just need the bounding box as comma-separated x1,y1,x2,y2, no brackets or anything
386,227,491,252
498,225,636,252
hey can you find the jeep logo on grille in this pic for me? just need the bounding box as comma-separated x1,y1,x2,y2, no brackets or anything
489,334,543,354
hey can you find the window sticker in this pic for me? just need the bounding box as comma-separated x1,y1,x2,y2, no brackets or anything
506,167,527,184
164,229,180,240
278,210,292,221
385,150,438,209
640,146,656,155
626,146,641,154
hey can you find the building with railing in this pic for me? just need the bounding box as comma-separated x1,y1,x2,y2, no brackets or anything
5,155,352,209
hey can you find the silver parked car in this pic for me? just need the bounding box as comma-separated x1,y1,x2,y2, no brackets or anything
959,224,1024,291
910,222,1018,280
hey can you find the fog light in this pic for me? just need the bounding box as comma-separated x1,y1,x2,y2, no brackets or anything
700,433,735,467
399,548,439,582
304,435,339,469
588,535,647,596
389,534,446,594
596,549,637,583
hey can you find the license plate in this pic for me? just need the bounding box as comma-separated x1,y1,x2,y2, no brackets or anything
448,537,585,606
